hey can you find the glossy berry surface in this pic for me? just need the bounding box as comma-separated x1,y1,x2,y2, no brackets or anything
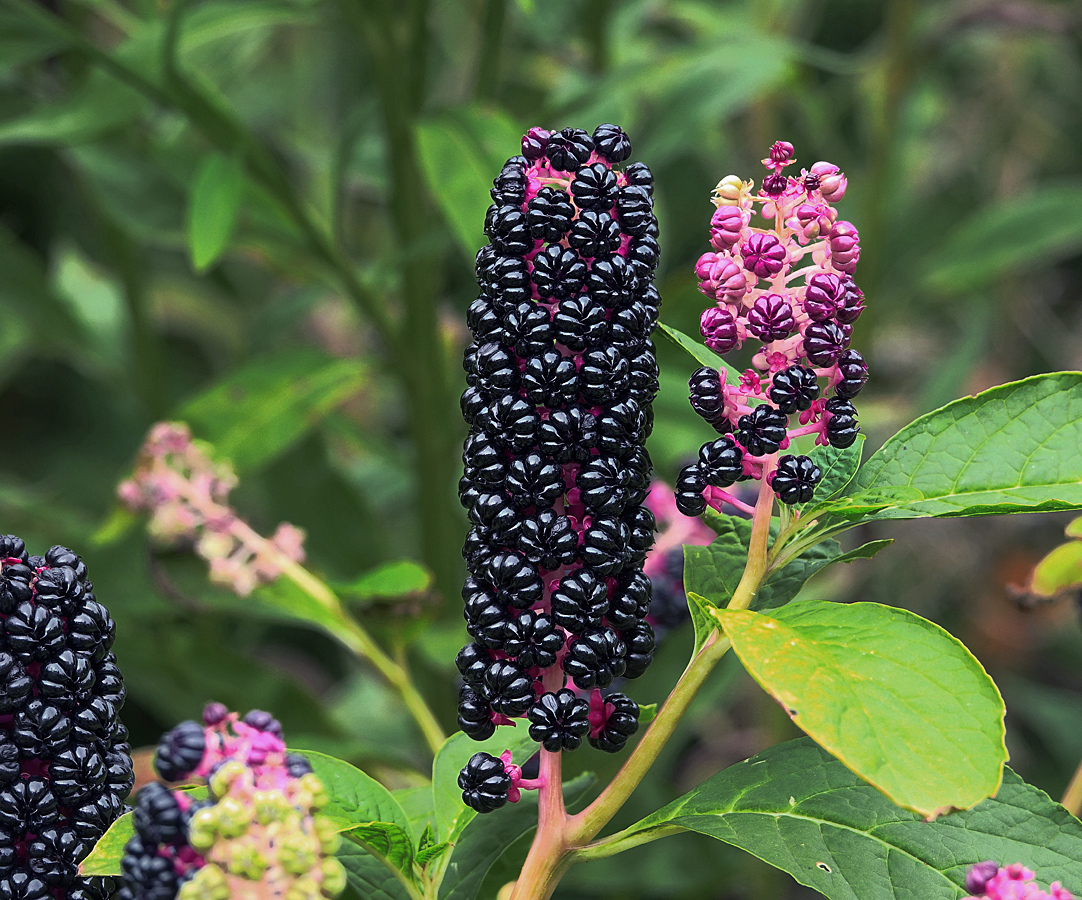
527,690,591,752
589,692,640,753
458,752,512,814
771,455,823,505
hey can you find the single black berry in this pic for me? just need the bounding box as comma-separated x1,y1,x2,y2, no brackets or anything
825,397,860,448
771,455,823,505
589,692,639,753
735,404,787,457
563,628,626,689
697,437,744,487
769,365,820,414
458,752,511,813
153,720,206,782
528,690,591,751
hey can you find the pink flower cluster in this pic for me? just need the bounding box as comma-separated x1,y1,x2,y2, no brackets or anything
966,862,1073,900
692,141,867,447
118,422,306,596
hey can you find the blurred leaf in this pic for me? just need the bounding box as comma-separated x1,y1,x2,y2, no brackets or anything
431,729,536,843
658,322,742,384
438,773,595,900
840,373,1082,520
0,9,70,68
0,71,147,146
924,184,1082,292
715,601,1006,816
413,107,515,259
188,152,245,271
616,739,1082,900
180,349,367,472
338,559,432,602
1030,541,1082,597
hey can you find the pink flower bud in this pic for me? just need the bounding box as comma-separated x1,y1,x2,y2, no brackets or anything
700,307,740,354
713,259,748,304
787,202,835,242
828,221,860,273
746,293,795,343
769,141,795,163
740,232,787,279
709,205,746,249
810,161,847,202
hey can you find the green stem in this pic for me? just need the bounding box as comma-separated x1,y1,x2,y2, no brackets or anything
571,823,686,863
229,519,447,754
1061,756,1082,817
475,0,506,99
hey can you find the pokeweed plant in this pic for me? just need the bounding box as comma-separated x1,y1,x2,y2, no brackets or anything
84,127,1082,900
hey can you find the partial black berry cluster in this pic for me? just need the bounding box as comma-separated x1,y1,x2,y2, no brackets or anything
119,704,344,900
458,125,659,808
679,142,869,516
0,536,133,900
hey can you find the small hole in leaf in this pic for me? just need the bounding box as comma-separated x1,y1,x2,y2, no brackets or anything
816,863,832,873
787,708,798,716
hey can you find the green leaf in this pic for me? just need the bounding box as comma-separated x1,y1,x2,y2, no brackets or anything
658,322,742,383
188,152,245,271
337,840,415,900
343,822,415,876
82,788,208,877
842,373,1082,520
686,591,719,656
713,601,1006,816
338,560,433,602
803,435,863,505
301,749,413,836
180,348,367,472
1030,541,1082,597
924,184,1082,292
438,773,594,900
618,738,1082,900
431,729,537,842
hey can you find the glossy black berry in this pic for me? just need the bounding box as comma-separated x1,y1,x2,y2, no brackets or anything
551,569,608,635
491,159,527,205
458,684,496,741
735,404,788,457
698,437,744,488
589,693,640,753
526,187,574,242
531,245,587,300
485,204,532,255
538,407,597,463
624,161,653,193
579,347,630,403
674,464,707,517
835,349,868,400
571,162,620,210
153,720,205,782
553,293,608,352
586,255,638,307
522,350,578,409
579,517,630,576
563,628,626,689
132,783,182,845
506,453,564,510
515,509,579,570
477,395,539,453
771,455,823,505
502,302,554,357
458,752,511,813
501,610,563,670
607,572,651,630
803,320,850,367
615,185,654,236
592,123,632,163
486,552,544,609
528,690,591,751
481,661,534,717
621,621,655,679
455,643,492,686
769,365,820,414
545,127,594,172
567,210,622,258
825,397,860,448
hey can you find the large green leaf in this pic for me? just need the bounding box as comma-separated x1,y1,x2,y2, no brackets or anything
924,184,1082,292
338,559,433,603
840,373,1082,520
438,773,594,900
431,729,537,842
803,436,863,505
342,822,415,878
179,349,367,472
337,840,416,900
188,152,245,271
658,322,742,383
713,601,1006,816
615,738,1082,900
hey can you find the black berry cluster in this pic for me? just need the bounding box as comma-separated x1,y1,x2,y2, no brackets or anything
458,125,660,809
680,143,868,515
0,536,133,900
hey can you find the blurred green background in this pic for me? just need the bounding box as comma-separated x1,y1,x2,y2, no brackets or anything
2,0,1082,896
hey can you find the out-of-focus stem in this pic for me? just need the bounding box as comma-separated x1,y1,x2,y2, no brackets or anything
1061,756,1082,816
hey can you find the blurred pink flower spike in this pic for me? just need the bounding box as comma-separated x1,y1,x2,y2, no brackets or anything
119,421,306,597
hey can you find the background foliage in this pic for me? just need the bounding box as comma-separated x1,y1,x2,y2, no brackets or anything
1,0,1082,896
